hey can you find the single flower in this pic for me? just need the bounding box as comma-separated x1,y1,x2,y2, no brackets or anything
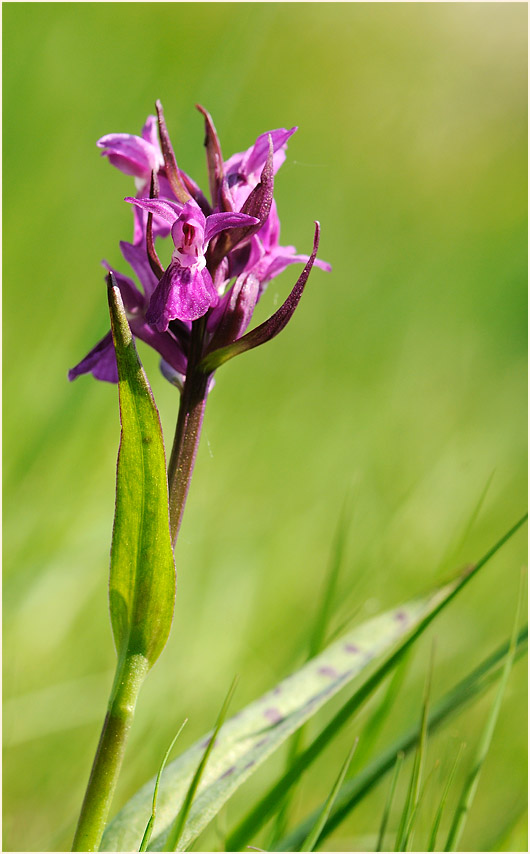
125,197,258,328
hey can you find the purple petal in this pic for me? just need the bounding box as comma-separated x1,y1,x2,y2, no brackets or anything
204,212,259,243
225,127,297,181
126,196,184,224
243,127,297,177
97,133,162,178
130,319,188,375
68,330,118,383
146,263,219,329
141,115,159,148
259,249,332,285
119,241,160,300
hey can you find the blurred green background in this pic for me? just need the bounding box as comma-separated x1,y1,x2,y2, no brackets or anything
3,3,527,851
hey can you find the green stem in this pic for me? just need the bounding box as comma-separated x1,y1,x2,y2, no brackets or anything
72,654,149,852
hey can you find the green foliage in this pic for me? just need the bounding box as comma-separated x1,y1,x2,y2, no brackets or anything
140,720,188,852
228,518,526,852
300,738,358,851
394,654,432,851
276,628,528,851
163,678,238,852
427,742,465,851
376,752,404,851
445,574,525,851
107,282,176,667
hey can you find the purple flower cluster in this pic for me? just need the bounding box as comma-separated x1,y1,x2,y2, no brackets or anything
69,103,330,386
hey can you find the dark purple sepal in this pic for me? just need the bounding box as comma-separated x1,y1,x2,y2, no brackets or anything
155,100,191,204
199,222,321,372
196,104,225,210
209,137,274,268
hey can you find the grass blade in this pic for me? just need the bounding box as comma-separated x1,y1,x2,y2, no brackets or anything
139,720,188,852
274,626,527,851
376,752,404,852
229,517,526,852
270,498,351,846
444,573,525,851
395,651,433,851
301,738,358,851
354,653,410,773
427,742,465,852
163,677,238,851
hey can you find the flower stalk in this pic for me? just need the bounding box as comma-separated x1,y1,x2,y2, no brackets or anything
72,654,149,852
167,320,211,545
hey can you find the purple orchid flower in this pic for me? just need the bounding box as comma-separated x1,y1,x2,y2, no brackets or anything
97,116,163,188
70,103,331,390
125,196,258,328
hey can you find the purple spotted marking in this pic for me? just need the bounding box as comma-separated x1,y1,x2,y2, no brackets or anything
221,765,236,779
344,643,360,654
200,735,217,750
256,736,269,748
264,707,283,724
243,759,256,771
273,685,282,695
318,665,339,679
395,610,408,623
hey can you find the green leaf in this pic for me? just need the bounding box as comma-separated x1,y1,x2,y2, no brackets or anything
376,752,404,852
229,517,526,852
163,677,238,851
101,517,526,853
301,738,358,851
275,627,527,852
107,279,176,667
427,742,465,852
444,571,525,851
394,652,432,851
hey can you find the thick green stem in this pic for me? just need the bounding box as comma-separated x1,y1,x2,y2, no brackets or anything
72,654,149,852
